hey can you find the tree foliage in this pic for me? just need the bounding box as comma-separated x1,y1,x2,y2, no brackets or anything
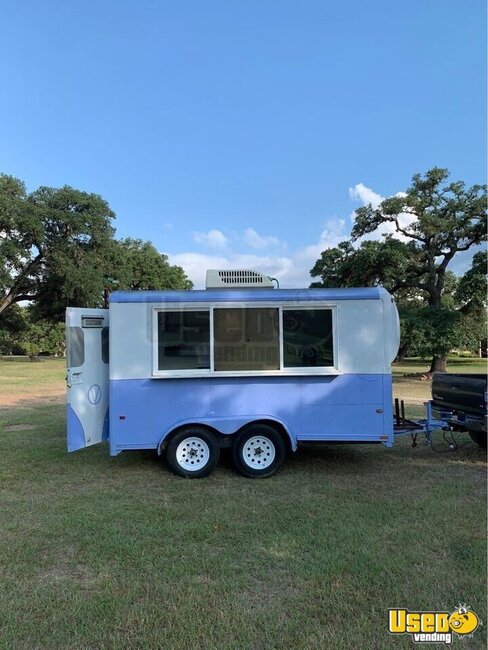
311,238,422,297
311,168,487,371
0,304,28,355
351,168,486,309
455,251,487,314
0,306,65,357
19,321,66,358
1,174,193,322
107,238,192,292
0,175,115,317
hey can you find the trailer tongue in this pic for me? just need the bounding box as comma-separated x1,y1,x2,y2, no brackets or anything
393,391,486,452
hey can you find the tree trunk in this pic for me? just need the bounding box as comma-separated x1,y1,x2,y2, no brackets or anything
429,354,448,373
396,343,409,362
427,285,448,373
0,292,15,316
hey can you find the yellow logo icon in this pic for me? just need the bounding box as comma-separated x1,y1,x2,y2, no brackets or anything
389,605,480,644
448,606,479,635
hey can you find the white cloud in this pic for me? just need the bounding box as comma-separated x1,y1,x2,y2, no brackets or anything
349,183,383,209
349,182,416,243
169,217,349,289
242,227,282,249
296,218,347,263
192,229,228,249
167,182,422,289
169,252,294,289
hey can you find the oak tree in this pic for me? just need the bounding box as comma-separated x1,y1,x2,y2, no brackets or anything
0,174,115,317
311,168,487,371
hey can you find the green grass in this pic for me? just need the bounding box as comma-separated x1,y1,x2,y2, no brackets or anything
0,357,64,385
0,359,486,649
393,356,487,376
0,357,65,409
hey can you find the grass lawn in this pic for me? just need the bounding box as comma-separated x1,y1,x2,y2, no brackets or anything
0,358,486,649
0,357,66,409
393,356,487,376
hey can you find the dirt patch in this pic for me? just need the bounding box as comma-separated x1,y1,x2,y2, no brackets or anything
4,424,36,432
0,389,64,410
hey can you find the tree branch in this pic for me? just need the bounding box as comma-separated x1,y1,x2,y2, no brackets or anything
438,251,455,272
12,294,38,303
0,252,44,316
453,241,480,252
390,278,429,293
393,218,426,242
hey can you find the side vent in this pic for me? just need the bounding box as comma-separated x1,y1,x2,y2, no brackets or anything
205,269,275,289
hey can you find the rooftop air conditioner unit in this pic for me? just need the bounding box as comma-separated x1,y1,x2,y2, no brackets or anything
205,269,275,289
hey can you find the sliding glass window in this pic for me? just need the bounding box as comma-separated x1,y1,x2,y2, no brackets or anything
157,310,210,370
155,305,335,375
283,309,334,367
214,308,279,371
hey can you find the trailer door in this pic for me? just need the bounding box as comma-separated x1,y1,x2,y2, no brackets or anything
66,307,109,452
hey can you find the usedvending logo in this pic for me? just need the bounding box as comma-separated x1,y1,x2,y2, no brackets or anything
388,605,481,644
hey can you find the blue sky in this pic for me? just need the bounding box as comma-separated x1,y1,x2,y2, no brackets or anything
1,1,486,286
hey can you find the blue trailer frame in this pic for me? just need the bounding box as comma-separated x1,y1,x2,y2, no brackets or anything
66,284,402,477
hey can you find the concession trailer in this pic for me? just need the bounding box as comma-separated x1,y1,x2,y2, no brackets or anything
66,269,402,478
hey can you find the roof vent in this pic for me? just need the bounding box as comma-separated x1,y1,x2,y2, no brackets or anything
205,269,275,289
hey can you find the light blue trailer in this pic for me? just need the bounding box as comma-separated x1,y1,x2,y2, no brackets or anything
66,271,400,478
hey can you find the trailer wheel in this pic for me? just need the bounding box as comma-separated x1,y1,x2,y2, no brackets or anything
166,427,220,478
232,424,286,478
469,431,487,450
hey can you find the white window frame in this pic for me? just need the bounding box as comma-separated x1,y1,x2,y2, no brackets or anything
281,305,337,372
151,301,340,378
151,306,212,377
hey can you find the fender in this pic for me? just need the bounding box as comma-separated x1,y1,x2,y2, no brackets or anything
157,414,298,454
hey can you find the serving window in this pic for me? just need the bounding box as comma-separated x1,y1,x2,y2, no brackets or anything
283,309,334,367
157,310,210,370
153,304,336,376
214,308,279,371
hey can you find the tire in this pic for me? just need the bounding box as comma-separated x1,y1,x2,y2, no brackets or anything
469,431,487,450
166,427,220,478
232,424,286,478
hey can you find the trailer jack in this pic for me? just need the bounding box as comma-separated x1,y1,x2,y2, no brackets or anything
394,399,458,452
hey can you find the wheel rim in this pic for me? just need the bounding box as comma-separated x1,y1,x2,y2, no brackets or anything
175,437,210,471
242,435,275,470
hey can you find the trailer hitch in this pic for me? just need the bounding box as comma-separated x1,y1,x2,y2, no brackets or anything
393,399,458,452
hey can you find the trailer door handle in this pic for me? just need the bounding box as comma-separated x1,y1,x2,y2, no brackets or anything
66,371,83,387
